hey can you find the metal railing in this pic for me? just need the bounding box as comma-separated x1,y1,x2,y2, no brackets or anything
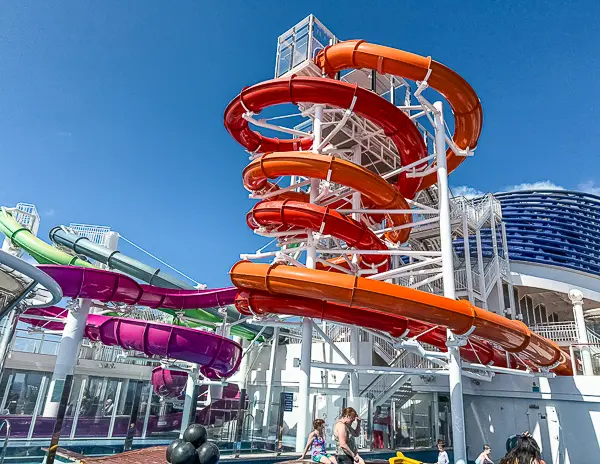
585,328,600,349
483,256,498,295
0,419,10,464
361,337,437,403
452,194,502,229
530,321,579,344
7,327,156,366
569,343,600,375
286,323,369,344
372,334,397,363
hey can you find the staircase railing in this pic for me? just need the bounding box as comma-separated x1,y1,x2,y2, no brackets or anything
483,256,499,296
327,324,351,342
372,335,398,364
360,335,438,400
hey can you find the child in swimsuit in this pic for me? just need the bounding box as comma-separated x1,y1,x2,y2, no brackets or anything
301,419,338,463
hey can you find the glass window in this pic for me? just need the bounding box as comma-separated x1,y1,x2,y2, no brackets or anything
4,371,46,415
503,284,511,310
540,304,548,324
110,380,145,438
74,376,119,437
313,22,334,51
144,390,182,439
526,296,535,324
519,297,529,325
534,305,542,326
277,45,292,77
293,31,309,68
393,393,434,449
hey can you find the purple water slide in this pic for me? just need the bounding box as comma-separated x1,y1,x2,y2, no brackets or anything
150,366,242,399
37,265,237,309
22,306,241,377
22,266,243,378
152,366,187,397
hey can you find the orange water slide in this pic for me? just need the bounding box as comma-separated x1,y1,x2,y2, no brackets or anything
230,262,571,375
234,290,507,367
315,40,483,191
224,40,572,375
243,152,412,243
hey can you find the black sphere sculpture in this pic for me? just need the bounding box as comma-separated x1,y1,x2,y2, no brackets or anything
170,441,199,464
166,438,185,463
183,423,208,449
196,441,220,464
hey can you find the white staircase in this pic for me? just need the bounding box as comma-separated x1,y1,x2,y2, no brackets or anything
361,335,438,414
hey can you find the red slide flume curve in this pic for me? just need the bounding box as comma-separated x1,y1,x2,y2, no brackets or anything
224,40,571,375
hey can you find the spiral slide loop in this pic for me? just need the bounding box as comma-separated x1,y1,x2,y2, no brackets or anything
225,41,571,375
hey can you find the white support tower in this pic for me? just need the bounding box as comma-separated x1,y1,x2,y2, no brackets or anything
238,15,525,457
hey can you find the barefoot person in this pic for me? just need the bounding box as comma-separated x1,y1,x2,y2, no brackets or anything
333,407,364,464
301,419,338,464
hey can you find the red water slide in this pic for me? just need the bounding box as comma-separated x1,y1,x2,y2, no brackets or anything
224,41,571,375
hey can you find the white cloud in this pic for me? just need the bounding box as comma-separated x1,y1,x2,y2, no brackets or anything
577,180,600,196
451,185,484,198
57,131,72,137
42,209,56,217
503,180,565,192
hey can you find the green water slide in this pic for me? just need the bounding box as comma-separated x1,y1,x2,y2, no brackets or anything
0,208,257,339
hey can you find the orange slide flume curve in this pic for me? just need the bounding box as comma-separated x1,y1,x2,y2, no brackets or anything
315,40,483,192
224,40,572,375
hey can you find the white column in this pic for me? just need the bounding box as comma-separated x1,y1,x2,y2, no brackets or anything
43,298,91,417
490,210,505,314
569,289,593,375
296,104,323,452
501,223,517,319
434,101,466,464
349,144,361,405
180,367,199,437
435,102,455,301
432,391,440,443
262,327,279,432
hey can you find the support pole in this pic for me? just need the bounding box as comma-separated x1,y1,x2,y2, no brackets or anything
569,289,593,375
43,298,91,417
501,223,517,318
180,366,199,436
296,104,323,452
45,374,74,464
475,229,487,309
490,209,505,314
432,391,440,443
434,100,466,464
349,144,361,406
262,327,280,433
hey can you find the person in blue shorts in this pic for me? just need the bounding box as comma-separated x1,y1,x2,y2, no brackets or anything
301,418,338,463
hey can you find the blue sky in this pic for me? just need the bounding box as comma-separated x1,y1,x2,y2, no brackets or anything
1,1,599,287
